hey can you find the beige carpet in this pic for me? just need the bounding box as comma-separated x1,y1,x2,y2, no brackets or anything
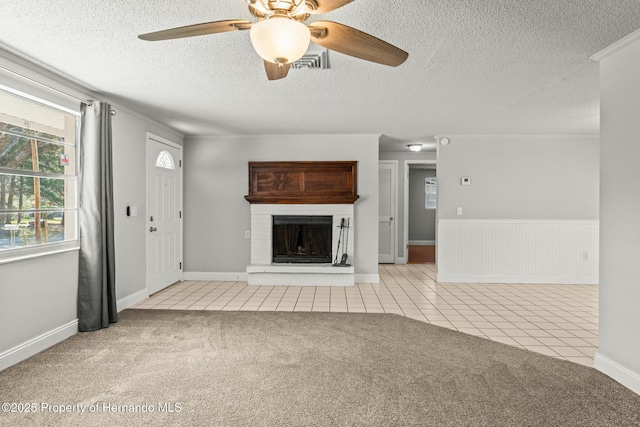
1,310,639,426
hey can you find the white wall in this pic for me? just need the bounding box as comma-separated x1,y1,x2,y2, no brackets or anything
0,52,85,370
183,134,379,280
593,31,640,395
112,110,182,305
437,135,599,220
436,135,600,284
0,49,183,370
0,251,78,369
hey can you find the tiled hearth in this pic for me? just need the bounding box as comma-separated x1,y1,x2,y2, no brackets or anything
247,204,355,286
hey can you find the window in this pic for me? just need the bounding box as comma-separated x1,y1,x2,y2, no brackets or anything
425,177,437,209
156,151,175,170
0,89,79,260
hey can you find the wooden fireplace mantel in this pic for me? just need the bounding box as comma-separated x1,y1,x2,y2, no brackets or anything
244,161,359,204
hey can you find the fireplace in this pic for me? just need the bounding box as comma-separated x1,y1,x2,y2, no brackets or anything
272,215,332,264
246,204,355,285
245,161,358,286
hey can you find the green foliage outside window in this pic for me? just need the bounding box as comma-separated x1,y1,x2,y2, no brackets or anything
0,90,78,253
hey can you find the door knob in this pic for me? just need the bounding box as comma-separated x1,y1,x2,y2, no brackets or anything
389,217,393,221
149,227,157,232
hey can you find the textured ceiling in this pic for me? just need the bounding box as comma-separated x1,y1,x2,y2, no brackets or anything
0,1,639,143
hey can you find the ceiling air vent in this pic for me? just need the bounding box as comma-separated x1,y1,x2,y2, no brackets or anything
290,50,329,70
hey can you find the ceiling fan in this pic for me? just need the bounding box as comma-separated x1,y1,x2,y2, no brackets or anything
138,0,408,80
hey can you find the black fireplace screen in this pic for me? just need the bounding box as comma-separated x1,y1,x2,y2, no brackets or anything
272,215,332,263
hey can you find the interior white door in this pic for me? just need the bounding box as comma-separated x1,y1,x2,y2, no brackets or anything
378,162,396,263
147,137,182,295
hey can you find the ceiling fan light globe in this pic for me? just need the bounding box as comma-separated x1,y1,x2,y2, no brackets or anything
250,17,310,64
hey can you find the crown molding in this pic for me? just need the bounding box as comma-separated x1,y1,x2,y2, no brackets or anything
591,28,640,62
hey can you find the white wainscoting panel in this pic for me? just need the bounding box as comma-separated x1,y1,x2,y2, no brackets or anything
437,220,599,284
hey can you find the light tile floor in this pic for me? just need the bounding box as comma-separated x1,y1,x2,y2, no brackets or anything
133,263,599,367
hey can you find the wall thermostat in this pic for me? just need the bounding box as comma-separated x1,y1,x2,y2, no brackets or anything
461,177,471,186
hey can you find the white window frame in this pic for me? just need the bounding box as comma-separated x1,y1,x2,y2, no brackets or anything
425,177,437,210
155,150,176,170
0,87,80,264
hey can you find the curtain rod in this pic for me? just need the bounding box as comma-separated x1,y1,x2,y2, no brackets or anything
0,64,116,116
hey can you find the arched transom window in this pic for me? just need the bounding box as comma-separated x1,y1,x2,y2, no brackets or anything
156,150,175,170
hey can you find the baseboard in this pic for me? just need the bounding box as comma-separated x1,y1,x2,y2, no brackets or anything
595,352,640,396
183,272,248,281
355,274,380,284
436,274,599,285
0,319,78,371
117,288,149,312
408,240,435,246
395,257,407,265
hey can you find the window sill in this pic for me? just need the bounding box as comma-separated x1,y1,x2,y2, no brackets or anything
0,241,79,265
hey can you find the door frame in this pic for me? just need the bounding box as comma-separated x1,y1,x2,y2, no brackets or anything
404,159,437,265
379,160,398,263
145,132,184,293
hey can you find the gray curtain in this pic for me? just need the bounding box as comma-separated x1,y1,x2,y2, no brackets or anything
78,101,117,332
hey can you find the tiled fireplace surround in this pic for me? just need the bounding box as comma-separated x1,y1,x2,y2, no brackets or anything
246,204,355,286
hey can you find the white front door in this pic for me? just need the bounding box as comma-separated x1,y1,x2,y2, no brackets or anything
378,161,396,263
147,135,182,295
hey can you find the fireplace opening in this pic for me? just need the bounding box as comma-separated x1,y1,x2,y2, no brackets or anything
272,215,332,263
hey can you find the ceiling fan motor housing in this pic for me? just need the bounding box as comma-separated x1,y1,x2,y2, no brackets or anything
248,0,312,22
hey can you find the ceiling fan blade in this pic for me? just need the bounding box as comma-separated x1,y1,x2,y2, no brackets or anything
264,61,291,80
309,21,408,67
138,19,252,41
309,0,354,14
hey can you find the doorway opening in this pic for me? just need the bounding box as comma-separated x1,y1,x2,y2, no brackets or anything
405,160,437,264
146,133,183,295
